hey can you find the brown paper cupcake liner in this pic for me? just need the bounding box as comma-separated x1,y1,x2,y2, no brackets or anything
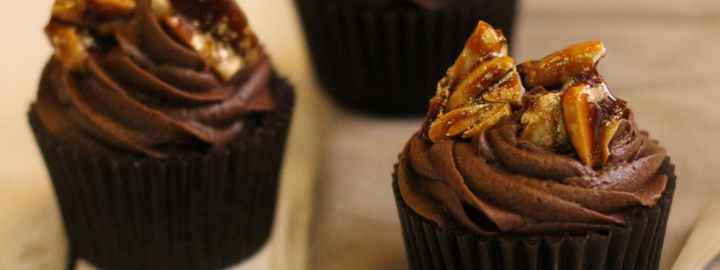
294,0,518,115
30,77,295,270
393,159,676,270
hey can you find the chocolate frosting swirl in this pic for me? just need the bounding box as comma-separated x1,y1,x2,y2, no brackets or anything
33,0,275,158
399,118,668,233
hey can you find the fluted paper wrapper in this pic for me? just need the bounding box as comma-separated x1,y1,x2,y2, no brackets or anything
294,0,517,115
393,160,676,270
30,78,295,270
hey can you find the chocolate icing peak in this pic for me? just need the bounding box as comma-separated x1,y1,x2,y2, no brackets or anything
400,122,668,233
35,0,275,157
399,21,670,233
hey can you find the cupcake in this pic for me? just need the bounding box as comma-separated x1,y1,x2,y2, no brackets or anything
393,21,675,270
29,0,294,269
294,0,518,115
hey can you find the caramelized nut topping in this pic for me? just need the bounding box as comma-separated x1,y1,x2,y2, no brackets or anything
423,21,633,169
429,103,511,142
447,21,508,79
87,0,136,15
429,104,489,142
52,0,87,23
561,80,625,168
151,0,171,17
520,90,567,149
562,84,600,167
163,15,244,80
53,0,135,22
482,69,525,106
447,56,514,110
430,22,508,117
462,103,512,138
47,0,254,81
426,22,520,142
600,119,622,164
45,21,90,71
519,41,606,88
517,45,627,167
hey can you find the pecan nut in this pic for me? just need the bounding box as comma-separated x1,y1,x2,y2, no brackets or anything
87,0,136,15
426,21,519,142
429,103,511,142
482,68,525,106
52,0,87,23
446,21,508,80
45,21,90,71
561,80,624,168
562,84,598,167
446,56,514,110
519,41,606,88
520,89,567,150
163,15,244,80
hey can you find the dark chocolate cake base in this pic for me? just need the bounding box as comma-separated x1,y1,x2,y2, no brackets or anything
295,0,518,116
392,160,676,270
30,77,295,270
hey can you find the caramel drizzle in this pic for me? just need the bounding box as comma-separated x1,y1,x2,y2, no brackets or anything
425,21,525,143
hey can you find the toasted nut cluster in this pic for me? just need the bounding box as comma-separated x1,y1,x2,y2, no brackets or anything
561,79,624,167
238,24,263,67
562,84,600,166
446,56,514,110
163,15,245,80
155,0,263,81
152,0,171,16
53,0,135,22
446,21,508,80
49,0,132,72
45,21,91,71
600,119,622,164
426,23,629,168
47,0,255,81
52,0,87,23
429,103,512,141
514,41,628,167
518,41,606,88
87,0,136,15
520,89,567,150
482,68,524,107
427,21,524,143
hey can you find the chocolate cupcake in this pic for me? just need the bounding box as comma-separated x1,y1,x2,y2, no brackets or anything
29,0,294,269
294,0,517,115
393,21,676,270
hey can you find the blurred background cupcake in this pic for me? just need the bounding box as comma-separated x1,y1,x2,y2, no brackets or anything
294,0,518,116
29,0,295,269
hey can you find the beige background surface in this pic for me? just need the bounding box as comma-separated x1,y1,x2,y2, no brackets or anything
0,0,718,269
